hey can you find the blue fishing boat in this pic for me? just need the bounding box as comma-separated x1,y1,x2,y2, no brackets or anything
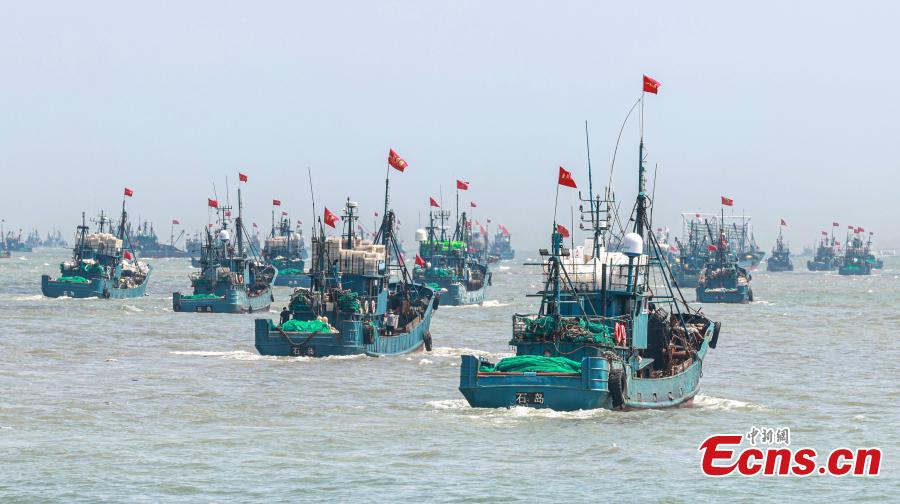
489,226,515,260
696,209,753,303
413,205,490,306
460,91,720,411
263,211,310,288
4,229,32,253
0,221,10,258
131,220,190,258
255,198,435,357
41,206,151,299
672,214,713,288
766,220,793,272
173,185,277,313
838,228,873,276
807,226,840,271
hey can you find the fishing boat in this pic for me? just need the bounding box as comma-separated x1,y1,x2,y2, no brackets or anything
413,205,490,306
263,211,310,287
696,210,753,303
807,228,839,271
489,226,515,260
766,220,793,272
255,197,435,357
131,220,190,258
0,221,11,258
173,186,277,313
43,229,68,248
41,203,151,299
838,227,874,276
460,83,720,411
720,214,764,269
4,229,32,253
672,214,713,288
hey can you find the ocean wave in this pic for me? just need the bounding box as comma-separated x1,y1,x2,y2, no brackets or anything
427,399,613,421
418,358,434,365
14,294,45,301
121,304,143,312
693,395,766,411
498,266,511,271
428,346,512,360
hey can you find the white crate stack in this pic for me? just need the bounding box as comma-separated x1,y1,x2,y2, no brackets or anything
312,236,385,276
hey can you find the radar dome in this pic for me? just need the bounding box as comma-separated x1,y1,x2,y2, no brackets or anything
622,233,644,257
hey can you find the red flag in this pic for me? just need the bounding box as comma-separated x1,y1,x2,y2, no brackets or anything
821,231,828,236
848,225,854,230
780,218,787,226
273,199,281,206
470,201,477,208
429,197,440,208
614,322,627,346
124,187,134,197
556,224,570,238
324,207,339,228
643,75,661,94
281,211,288,216
172,219,180,225
835,240,841,246
415,254,426,267
388,148,408,172
224,210,232,217
499,224,510,236
858,227,865,233
558,166,577,188
208,223,214,228
456,180,469,190
208,198,218,208
695,213,701,219
721,196,734,206
239,172,248,182
123,250,133,260
374,211,379,217
832,222,839,227
708,244,718,252
252,222,258,228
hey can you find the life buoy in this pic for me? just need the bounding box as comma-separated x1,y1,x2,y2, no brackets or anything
237,274,244,285
423,331,433,352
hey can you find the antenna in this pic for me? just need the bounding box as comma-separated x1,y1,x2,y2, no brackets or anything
307,167,317,236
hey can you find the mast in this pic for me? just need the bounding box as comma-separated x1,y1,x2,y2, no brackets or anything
236,186,244,258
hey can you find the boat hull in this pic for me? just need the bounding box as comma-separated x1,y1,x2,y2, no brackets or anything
255,292,435,357
172,288,274,314
838,264,872,276
41,270,151,299
273,273,311,288
674,271,699,288
807,260,836,271
696,285,752,303
440,281,487,306
459,339,708,411
766,262,793,272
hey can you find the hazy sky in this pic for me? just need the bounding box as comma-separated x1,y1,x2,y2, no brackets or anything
1,1,898,251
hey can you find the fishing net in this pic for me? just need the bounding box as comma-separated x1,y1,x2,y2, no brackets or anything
337,291,361,312
278,268,304,275
57,276,90,283
517,315,615,346
281,319,333,333
426,282,441,291
479,355,582,374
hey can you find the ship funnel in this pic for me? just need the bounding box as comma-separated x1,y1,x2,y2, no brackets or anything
623,233,643,257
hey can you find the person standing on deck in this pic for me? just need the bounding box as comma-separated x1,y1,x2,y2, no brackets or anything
280,307,291,326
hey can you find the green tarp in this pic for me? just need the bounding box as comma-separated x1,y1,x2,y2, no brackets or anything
278,268,304,275
57,276,90,284
479,355,582,374
179,293,222,300
520,316,615,346
281,319,333,333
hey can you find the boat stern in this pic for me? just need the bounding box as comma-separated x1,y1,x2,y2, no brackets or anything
458,355,613,411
